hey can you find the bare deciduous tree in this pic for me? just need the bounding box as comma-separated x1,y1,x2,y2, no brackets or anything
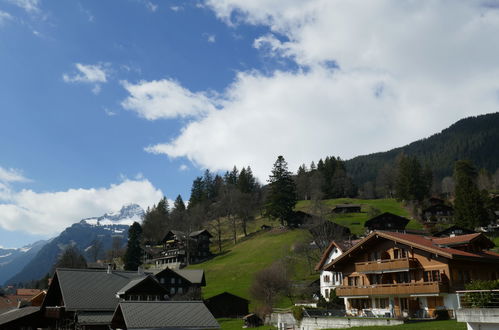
250,260,292,310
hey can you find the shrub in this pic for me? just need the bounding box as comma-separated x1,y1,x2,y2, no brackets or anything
432,309,450,320
292,306,304,321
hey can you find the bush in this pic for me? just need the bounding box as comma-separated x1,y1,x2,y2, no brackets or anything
292,306,304,321
463,280,499,308
432,309,450,320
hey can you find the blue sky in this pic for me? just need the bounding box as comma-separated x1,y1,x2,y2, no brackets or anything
1,0,499,248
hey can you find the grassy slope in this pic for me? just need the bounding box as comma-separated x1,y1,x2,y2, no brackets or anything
189,228,312,302
327,320,466,330
296,198,423,236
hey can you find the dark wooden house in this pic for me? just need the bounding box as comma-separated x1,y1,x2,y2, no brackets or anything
204,292,249,318
422,204,454,223
153,268,205,299
364,212,410,233
433,225,476,238
332,204,361,214
154,229,212,267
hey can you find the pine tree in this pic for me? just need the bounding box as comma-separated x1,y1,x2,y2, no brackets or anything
124,222,143,271
171,195,186,229
454,160,489,229
142,197,170,244
265,156,297,226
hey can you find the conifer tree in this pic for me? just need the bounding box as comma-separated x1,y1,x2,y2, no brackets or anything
265,156,297,226
454,160,489,229
124,222,143,271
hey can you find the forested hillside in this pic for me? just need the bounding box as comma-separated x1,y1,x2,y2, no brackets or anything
346,112,499,185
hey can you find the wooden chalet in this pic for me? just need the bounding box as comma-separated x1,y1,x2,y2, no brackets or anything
41,268,170,329
153,268,206,299
204,292,249,318
364,212,410,233
153,229,212,268
332,204,362,214
324,231,499,318
422,204,454,223
110,301,219,330
433,226,476,238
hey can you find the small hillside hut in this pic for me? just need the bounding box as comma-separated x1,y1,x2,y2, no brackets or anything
204,292,249,318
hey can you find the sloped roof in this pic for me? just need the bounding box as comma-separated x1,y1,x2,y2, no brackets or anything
117,276,148,295
364,212,410,228
324,231,499,271
190,229,213,238
433,233,483,245
205,291,249,302
433,225,476,237
174,269,205,285
0,306,40,326
52,268,145,311
113,301,220,329
77,312,114,325
315,240,359,271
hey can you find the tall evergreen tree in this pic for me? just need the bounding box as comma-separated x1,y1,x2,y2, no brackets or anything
124,222,143,271
171,195,186,229
265,156,297,226
453,160,489,229
142,197,170,244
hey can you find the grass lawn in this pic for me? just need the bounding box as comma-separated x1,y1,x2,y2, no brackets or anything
188,228,313,307
296,198,422,236
218,318,276,330
327,319,466,330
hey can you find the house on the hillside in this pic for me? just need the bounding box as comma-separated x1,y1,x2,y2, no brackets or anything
152,268,206,300
0,289,43,314
332,204,361,214
422,204,454,223
204,292,249,318
364,212,410,233
315,240,358,300
110,301,219,330
429,197,445,206
41,268,170,329
151,230,212,268
433,226,476,238
324,231,499,318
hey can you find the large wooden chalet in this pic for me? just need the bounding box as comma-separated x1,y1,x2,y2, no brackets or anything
148,229,212,268
364,212,410,233
324,231,499,318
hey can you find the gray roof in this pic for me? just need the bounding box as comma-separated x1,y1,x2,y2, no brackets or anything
77,312,114,325
0,306,40,326
55,268,145,311
114,301,219,329
174,269,204,284
189,229,212,238
117,276,148,295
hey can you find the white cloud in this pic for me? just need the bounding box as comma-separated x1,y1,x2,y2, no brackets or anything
128,1,499,181
170,6,183,12
146,1,158,12
0,11,13,25
0,167,30,183
7,0,40,13
0,179,163,236
121,79,217,120
104,107,117,116
204,33,216,43
63,63,108,84
179,164,188,171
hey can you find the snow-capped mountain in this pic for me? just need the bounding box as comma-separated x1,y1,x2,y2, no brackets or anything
81,204,144,226
6,204,144,285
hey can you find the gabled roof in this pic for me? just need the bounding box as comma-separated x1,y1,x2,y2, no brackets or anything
324,231,499,271
364,212,410,228
433,233,495,249
205,291,250,302
432,225,476,237
46,268,145,312
423,204,454,212
190,229,213,238
152,268,206,286
0,306,40,326
315,240,358,271
77,312,114,325
112,301,220,329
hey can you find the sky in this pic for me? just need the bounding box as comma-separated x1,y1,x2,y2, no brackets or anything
1,0,499,248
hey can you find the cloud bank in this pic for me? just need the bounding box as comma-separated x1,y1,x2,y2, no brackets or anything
0,178,163,236
125,1,499,181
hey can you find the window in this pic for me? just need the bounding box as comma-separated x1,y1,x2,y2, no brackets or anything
375,298,389,309
170,287,176,295
370,251,380,261
399,298,409,311
178,287,183,294
348,276,359,286
160,278,165,284
396,272,410,283
323,275,330,283
424,270,441,282
394,249,407,259
324,289,329,298
369,274,382,285
171,278,175,284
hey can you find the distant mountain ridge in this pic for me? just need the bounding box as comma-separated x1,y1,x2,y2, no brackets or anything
0,240,48,285
345,112,499,185
6,204,144,285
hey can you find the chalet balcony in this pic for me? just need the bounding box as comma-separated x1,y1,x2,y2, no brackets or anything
355,257,418,273
337,281,449,297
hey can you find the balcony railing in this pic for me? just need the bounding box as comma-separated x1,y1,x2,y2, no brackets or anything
337,281,448,296
457,290,499,309
355,257,417,273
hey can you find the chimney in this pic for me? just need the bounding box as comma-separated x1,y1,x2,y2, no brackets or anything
137,266,144,275
107,264,112,274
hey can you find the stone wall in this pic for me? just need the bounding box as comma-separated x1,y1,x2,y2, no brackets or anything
299,317,404,330
456,308,499,330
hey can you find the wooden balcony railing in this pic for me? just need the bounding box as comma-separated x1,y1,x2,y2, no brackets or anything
355,257,417,273
336,281,448,296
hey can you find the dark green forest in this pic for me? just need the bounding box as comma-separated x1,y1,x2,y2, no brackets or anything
345,112,499,185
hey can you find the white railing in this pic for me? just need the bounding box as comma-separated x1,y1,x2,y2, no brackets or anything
456,290,499,309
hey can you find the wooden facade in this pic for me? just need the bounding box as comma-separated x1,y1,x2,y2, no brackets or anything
325,231,499,318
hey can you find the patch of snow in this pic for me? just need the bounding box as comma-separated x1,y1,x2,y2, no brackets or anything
18,247,31,253
0,253,12,258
